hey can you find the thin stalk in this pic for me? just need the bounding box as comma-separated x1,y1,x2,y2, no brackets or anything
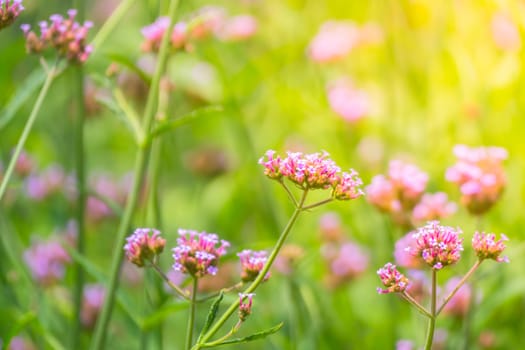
200,321,241,348
71,51,87,350
279,181,298,207
89,2,180,347
0,63,59,203
401,291,432,318
424,269,437,350
186,277,199,350
436,260,481,316
194,190,309,348
90,0,136,52
150,262,189,300
301,198,334,211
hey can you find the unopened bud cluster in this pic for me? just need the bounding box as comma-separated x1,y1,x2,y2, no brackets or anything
124,228,166,267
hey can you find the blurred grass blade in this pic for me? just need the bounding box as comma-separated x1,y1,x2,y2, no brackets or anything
0,69,46,130
107,53,152,84
202,322,284,348
197,291,224,343
141,301,189,331
3,311,37,347
149,105,223,139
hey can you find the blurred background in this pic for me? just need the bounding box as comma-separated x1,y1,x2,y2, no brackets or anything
0,0,524,349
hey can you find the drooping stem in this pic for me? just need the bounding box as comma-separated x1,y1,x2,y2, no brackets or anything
89,1,180,348
0,62,59,203
186,277,199,350
424,269,437,350
194,190,309,348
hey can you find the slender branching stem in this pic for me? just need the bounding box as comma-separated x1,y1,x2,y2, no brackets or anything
424,269,437,350
279,180,298,207
149,262,189,300
186,277,199,350
301,198,334,211
401,291,432,318
89,0,135,52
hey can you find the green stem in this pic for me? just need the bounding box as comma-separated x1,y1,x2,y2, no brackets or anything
424,269,437,350
89,0,136,53
436,260,482,316
186,278,199,350
89,3,180,348
0,63,59,203
301,198,334,211
279,181,298,207
194,190,309,348
150,261,189,300
401,291,432,318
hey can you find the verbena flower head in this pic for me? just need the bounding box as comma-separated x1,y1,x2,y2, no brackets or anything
441,277,472,317
410,221,463,270
308,20,359,63
259,150,363,200
141,16,188,52
21,9,93,64
172,229,230,278
412,192,457,223
472,232,509,263
446,144,507,215
377,262,410,294
237,249,269,282
0,0,24,30
238,293,255,322
81,284,106,329
327,78,369,123
23,238,71,286
124,228,166,267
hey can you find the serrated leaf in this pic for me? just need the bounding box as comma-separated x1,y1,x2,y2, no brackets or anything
149,105,223,139
197,291,224,343
202,322,284,348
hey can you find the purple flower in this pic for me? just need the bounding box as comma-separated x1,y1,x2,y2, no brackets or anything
172,229,229,278
377,262,410,294
81,284,106,329
412,192,457,223
472,232,509,263
0,0,24,30
327,78,369,122
23,237,71,286
238,293,255,321
410,221,463,270
124,228,166,267
237,249,269,282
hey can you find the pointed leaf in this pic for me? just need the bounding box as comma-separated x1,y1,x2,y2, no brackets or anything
197,291,224,343
203,322,284,348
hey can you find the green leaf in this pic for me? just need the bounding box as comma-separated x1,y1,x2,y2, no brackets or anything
197,292,224,343
0,69,46,130
106,53,152,84
149,105,223,139
202,322,284,348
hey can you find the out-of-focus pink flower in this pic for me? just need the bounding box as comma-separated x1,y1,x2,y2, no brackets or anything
86,173,133,222
472,232,509,263
358,22,384,46
394,232,421,269
318,212,344,242
491,12,521,51
172,229,230,278
377,262,410,294
409,221,463,270
405,270,429,303
25,165,66,201
396,340,414,350
412,192,457,223
273,244,304,276
81,284,106,329
0,0,24,31
14,150,34,177
124,228,166,267
23,237,71,286
327,78,369,122
441,277,471,317
237,249,270,282
217,14,257,41
308,20,359,63
446,144,507,215
188,6,226,40
324,241,368,288
21,9,93,64
6,336,35,350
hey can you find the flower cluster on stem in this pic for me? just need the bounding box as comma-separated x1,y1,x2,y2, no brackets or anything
472,232,509,263
0,0,23,30
123,228,166,267
237,250,270,283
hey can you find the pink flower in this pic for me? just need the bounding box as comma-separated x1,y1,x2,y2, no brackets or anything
396,340,414,350
366,174,400,213
23,237,71,286
327,79,369,122
326,242,369,283
237,249,269,282
318,212,344,242
472,232,509,263
441,277,471,317
446,145,507,215
21,9,93,64
217,14,257,42
238,293,255,321
124,228,166,267
0,0,24,30
81,284,106,329
410,221,463,270
412,192,457,223
377,263,410,294
308,21,359,63
394,232,421,269
172,229,230,277
491,12,521,51
25,165,66,200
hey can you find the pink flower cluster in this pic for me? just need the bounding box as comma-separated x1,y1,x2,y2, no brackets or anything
259,150,363,200
323,241,369,288
81,284,106,329
412,192,457,223
409,221,463,270
0,0,23,30
472,232,509,263
376,263,410,294
141,6,257,53
23,237,71,286
124,228,166,267
86,173,133,223
172,229,230,278
24,164,67,200
446,144,507,215
327,78,369,123
238,293,255,322
21,9,93,64
237,249,269,282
